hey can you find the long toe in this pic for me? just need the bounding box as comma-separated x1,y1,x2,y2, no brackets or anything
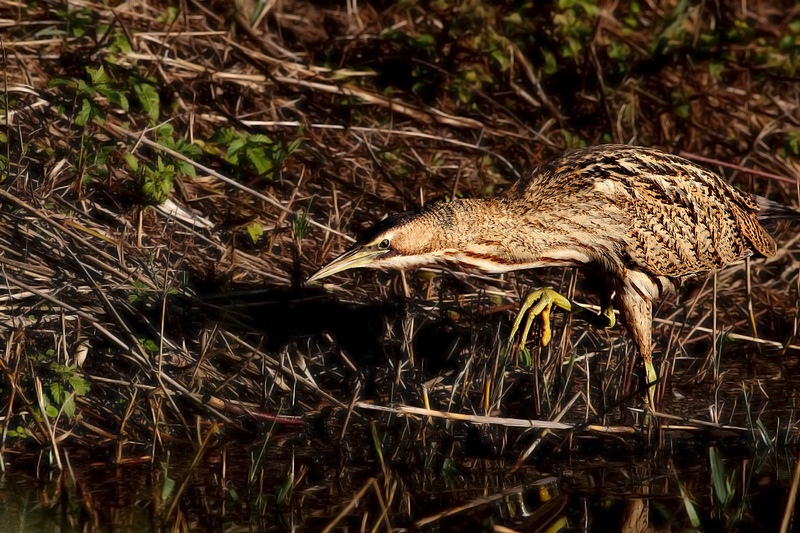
509,288,560,348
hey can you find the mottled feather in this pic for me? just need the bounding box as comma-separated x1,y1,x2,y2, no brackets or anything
502,145,778,282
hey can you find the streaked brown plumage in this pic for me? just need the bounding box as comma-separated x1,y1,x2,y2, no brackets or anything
308,145,799,406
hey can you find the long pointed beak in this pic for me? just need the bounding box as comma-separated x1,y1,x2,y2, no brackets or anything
306,246,388,284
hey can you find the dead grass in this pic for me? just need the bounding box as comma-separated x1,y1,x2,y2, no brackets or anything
0,0,799,491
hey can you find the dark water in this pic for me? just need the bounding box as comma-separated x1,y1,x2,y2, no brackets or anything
1,436,798,532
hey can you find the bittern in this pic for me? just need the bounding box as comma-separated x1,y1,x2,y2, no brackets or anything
308,145,799,407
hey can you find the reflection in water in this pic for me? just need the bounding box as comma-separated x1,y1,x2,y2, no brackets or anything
0,444,797,531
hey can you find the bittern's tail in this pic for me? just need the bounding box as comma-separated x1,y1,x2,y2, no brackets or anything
755,196,800,221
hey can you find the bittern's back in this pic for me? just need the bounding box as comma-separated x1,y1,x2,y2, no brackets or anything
500,145,781,280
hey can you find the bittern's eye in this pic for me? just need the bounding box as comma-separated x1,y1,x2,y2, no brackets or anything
378,238,390,249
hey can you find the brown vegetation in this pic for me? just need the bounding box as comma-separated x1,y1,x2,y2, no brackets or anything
0,0,799,529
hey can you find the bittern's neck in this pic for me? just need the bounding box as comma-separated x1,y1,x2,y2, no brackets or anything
422,198,605,273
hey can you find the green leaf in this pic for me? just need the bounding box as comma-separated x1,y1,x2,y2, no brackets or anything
226,138,246,158
48,77,71,88
124,153,139,171
287,138,302,154
75,98,93,126
76,80,94,96
62,395,77,419
709,447,732,506
247,147,274,175
292,209,309,240
68,375,90,395
175,139,201,158
211,128,237,144
678,480,701,528
247,133,273,145
491,49,509,70
457,86,472,104
140,338,159,352
161,473,175,501
276,473,293,505
414,34,436,48
176,161,196,178
95,78,129,110
159,6,180,25
157,123,175,139
246,222,263,244
708,62,724,78
87,66,109,87
134,83,160,123
110,33,132,54
581,1,599,17
675,103,690,118
50,382,66,404
543,50,558,75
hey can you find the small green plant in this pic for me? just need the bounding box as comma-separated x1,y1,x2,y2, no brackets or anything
106,30,132,56
378,149,410,178
133,81,161,124
292,209,309,241
212,128,301,178
552,0,600,60
140,338,160,353
50,66,129,126
560,131,587,149
649,0,692,56
127,154,177,203
0,131,9,178
126,124,200,202
709,447,735,508
781,131,800,157
154,123,200,176
127,279,150,304
246,221,264,244
46,64,172,191
28,359,91,421
47,363,90,419
518,346,533,367
670,447,753,530
670,89,693,119
454,63,494,104
275,460,294,505
158,6,180,26
6,425,33,440
48,5,93,38
25,350,89,422
677,477,702,529
160,452,176,502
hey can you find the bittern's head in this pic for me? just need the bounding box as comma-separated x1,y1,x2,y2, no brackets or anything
306,205,451,284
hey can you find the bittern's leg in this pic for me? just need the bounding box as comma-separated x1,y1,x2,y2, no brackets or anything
616,289,657,409
509,287,617,348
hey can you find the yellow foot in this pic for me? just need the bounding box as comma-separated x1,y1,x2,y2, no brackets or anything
508,287,618,349
643,356,658,412
509,288,572,348
601,304,616,330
